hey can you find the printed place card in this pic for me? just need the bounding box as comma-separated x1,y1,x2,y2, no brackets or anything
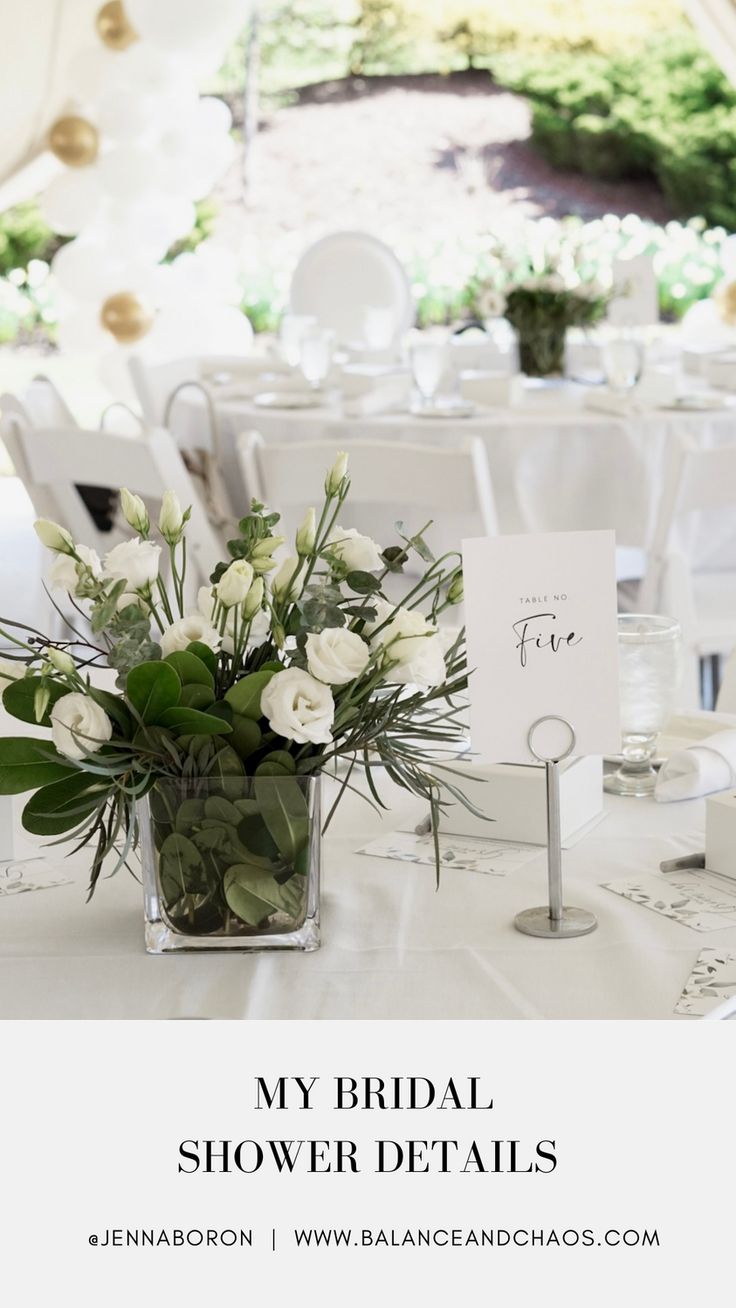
358,831,542,877
603,868,736,932
676,948,736,1016
462,530,620,764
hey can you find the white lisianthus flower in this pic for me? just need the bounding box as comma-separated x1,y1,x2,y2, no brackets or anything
261,668,334,744
103,538,161,592
119,488,149,536
116,591,147,613
328,525,383,573
306,627,370,686
538,273,567,294
215,559,254,609
325,450,349,495
160,615,221,657
50,692,113,761
577,278,607,301
158,490,185,544
296,507,316,556
368,604,446,688
477,287,506,318
243,576,265,620
48,544,101,595
0,657,26,688
46,648,76,676
272,555,304,603
34,519,74,553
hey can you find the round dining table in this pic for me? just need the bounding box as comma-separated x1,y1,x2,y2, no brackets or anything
172,377,736,568
0,736,729,1021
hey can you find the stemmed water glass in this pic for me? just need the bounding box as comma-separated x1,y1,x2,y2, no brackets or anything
601,333,644,396
409,338,447,411
279,313,317,368
299,326,335,390
604,614,682,797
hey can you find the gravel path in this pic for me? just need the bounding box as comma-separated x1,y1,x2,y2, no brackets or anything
215,71,671,250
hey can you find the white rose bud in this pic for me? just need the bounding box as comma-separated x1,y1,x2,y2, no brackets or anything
272,555,304,603
46,648,76,676
243,576,265,620
48,544,101,596
120,488,150,536
160,615,222,657
102,538,161,593
50,692,113,761
158,489,185,545
306,627,370,686
34,519,74,554
328,525,383,573
325,450,349,495
295,507,316,556
261,668,334,745
215,559,254,609
369,605,446,688
252,536,286,558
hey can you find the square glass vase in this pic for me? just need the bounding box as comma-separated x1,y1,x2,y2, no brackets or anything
140,772,321,954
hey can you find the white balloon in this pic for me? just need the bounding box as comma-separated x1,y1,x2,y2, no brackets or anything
97,88,153,141
66,46,124,102
56,307,107,354
40,169,102,236
112,42,188,96
98,145,159,199
51,241,124,301
125,0,248,54
142,301,252,362
196,96,233,136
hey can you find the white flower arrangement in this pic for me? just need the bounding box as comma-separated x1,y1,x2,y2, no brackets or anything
0,453,468,930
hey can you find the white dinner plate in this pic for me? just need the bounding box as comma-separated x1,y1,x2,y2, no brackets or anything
253,391,323,410
410,400,476,419
664,393,729,412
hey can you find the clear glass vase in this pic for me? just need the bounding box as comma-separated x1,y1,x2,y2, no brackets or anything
140,773,321,953
516,326,566,377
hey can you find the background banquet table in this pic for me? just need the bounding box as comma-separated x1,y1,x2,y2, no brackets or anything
0,766,724,1021
174,382,736,564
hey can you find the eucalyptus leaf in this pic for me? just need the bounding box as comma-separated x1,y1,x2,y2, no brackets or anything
346,570,381,594
22,773,111,836
178,684,215,711
253,775,310,862
158,707,233,736
186,641,218,677
224,864,306,927
159,832,205,904
225,670,277,720
164,650,215,689
230,714,261,760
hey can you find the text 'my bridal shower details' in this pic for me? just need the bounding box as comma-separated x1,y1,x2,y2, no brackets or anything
2,1022,733,1305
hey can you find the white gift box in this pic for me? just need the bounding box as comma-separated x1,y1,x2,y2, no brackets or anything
430,756,603,846
460,370,524,407
705,790,736,880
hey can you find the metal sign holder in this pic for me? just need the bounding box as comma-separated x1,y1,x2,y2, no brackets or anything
514,715,598,939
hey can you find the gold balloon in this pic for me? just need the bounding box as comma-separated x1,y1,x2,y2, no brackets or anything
95,1,138,51
716,280,736,326
100,292,154,345
48,116,99,167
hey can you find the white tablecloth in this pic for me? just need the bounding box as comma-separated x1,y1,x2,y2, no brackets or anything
174,387,736,563
0,771,723,1020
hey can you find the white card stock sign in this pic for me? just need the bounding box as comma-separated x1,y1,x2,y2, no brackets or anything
462,530,621,764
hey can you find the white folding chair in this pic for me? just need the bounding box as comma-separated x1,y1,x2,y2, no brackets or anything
1,419,223,596
639,432,736,706
238,432,496,607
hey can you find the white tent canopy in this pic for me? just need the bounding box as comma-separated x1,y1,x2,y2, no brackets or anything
686,1,736,81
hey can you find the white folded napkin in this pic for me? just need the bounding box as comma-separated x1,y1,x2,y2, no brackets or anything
655,728,736,802
342,377,410,417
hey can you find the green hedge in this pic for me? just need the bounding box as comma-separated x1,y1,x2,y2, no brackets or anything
493,33,736,230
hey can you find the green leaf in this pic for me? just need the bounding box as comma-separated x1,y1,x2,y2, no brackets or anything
159,832,205,905
224,864,306,926
230,714,261,759
260,749,296,774
346,570,381,594
186,641,217,677
85,686,133,734
174,798,206,833
179,684,215,711
22,773,111,836
238,814,280,861
3,677,67,727
253,774,310,862
158,707,233,736
164,650,215,689
0,737,77,794
204,795,243,825
127,661,180,724
225,670,277,720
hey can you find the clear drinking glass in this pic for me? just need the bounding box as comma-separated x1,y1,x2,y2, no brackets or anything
410,339,447,408
601,334,644,394
279,313,317,367
299,326,335,388
604,614,682,797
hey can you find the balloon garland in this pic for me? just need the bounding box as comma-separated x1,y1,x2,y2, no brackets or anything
42,0,249,369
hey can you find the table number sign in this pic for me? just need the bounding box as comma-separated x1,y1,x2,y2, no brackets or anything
462,530,621,765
